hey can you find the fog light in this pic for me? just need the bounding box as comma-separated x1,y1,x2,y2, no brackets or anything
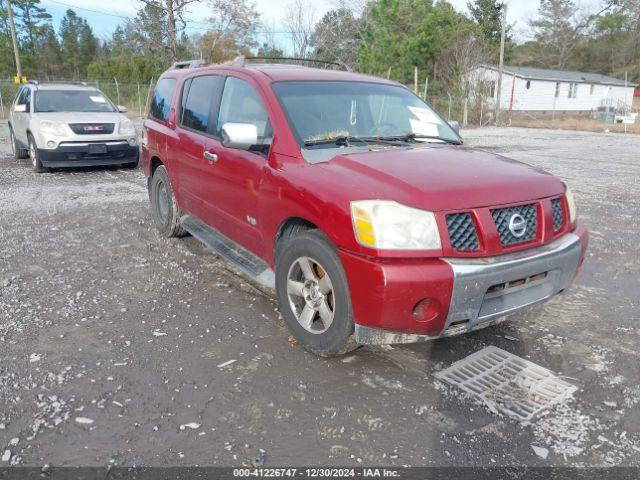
128,138,137,146
46,140,57,148
412,298,440,323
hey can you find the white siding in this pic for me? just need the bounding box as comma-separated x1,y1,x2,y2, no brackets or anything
469,67,635,112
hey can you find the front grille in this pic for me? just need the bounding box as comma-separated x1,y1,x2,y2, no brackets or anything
551,198,564,231
491,204,537,246
446,213,479,251
69,123,115,135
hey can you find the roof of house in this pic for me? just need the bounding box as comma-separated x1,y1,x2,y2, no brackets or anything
481,65,637,87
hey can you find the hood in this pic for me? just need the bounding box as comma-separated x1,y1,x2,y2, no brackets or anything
34,112,126,124
319,145,564,211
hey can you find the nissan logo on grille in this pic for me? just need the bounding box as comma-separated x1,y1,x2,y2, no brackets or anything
508,213,527,238
83,125,104,132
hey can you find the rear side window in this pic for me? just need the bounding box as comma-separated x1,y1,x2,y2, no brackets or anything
150,78,176,121
180,75,223,134
217,77,271,141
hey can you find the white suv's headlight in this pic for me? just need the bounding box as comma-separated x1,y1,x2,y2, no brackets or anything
564,184,577,223
351,200,441,250
119,119,136,136
39,120,67,136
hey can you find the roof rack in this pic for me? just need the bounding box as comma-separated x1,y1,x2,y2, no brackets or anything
26,80,89,86
170,59,207,70
230,56,352,72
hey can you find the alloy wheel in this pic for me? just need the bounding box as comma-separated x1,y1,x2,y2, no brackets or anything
286,256,335,334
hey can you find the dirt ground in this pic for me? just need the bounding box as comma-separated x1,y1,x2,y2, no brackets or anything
0,124,639,468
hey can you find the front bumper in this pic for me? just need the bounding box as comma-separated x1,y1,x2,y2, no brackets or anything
341,226,587,345
37,141,139,168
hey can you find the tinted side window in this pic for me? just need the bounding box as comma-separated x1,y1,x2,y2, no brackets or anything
16,87,30,106
218,77,271,141
150,78,176,121
180,75,223,134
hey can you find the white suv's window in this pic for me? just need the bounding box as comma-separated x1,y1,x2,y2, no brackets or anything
34,90,115,113
16,87,31,108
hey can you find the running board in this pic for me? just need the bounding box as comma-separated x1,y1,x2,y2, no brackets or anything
180,215,275,291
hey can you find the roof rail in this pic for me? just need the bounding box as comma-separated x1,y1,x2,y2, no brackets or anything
170,59,207,70
27,80,89,86
230,55,352,72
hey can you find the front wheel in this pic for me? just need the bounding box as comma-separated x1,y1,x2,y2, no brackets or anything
10,127,28,159
276,229,358,357
28,134,47,173
149,165,186,238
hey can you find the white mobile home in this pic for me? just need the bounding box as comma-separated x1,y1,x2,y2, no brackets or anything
470,65,637,113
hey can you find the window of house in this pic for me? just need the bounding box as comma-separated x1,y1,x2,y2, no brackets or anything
489,81,496,98
150,78,176,122
526,80,531,90
590,84,595,95
555,82,560,98
568,83,578,99
180,75,224,134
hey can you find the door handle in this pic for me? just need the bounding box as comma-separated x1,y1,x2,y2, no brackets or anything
203,151,218,163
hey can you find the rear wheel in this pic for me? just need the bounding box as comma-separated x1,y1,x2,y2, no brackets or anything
28,134,47,173
276,229,358,357
10,127,28,159
149,165,186,237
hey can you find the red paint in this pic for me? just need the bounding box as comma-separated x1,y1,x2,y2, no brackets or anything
142,65,588,335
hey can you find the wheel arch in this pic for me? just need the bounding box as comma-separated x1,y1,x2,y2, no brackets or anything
274,217,320,263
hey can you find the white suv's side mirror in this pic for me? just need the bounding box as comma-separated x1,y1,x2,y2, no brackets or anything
14,104,27,113
221,122,258,150
117,105,128,113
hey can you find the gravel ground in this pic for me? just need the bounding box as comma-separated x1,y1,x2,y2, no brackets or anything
0,124,639,467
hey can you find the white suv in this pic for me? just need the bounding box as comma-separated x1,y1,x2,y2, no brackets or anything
8,82,139,172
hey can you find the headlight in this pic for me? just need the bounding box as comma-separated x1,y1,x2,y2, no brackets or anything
564,184,577,223
350,200,441,250
39,120,67,136
119,119,136,136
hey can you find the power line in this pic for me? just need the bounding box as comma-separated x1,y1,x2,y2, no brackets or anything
41,0,304,35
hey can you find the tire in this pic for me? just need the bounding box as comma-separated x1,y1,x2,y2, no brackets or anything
275,229,358,357
28,134,47,173
9,127,28,159
149,165,186,238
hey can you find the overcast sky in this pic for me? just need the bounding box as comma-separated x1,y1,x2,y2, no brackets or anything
40,0,549,46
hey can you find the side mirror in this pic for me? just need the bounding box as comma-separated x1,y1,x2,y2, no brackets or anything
448,120,460,135
14,104,26,113
221,122,258,150
117,105,128,113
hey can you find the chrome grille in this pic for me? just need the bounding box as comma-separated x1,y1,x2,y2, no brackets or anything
551,198,564,231
446,213,479,251
491,204,537,246
69,123,115,135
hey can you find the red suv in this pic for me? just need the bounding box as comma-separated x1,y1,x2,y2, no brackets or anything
142,59,588,357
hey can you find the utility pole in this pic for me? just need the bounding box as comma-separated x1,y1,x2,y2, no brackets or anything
494,3,507,125
6,0,22,83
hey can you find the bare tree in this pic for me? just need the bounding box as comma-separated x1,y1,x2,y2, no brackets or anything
529,0,616,69
205,0,260,57
139,0,201,62
436,32,489,96
284,0,316,58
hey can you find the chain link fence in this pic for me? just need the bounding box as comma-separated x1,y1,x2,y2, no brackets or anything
0,80,156,119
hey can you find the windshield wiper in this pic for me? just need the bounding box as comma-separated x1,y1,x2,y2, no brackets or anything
377,133,462,145
304,135,410,148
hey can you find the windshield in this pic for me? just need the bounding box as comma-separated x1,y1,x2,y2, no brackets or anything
271,81,460,150
34,90,116,113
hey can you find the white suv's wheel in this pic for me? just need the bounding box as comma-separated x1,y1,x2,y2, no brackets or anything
9,128,28,159
28,134,47,173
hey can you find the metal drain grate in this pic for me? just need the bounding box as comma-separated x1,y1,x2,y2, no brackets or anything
435,346,577,421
